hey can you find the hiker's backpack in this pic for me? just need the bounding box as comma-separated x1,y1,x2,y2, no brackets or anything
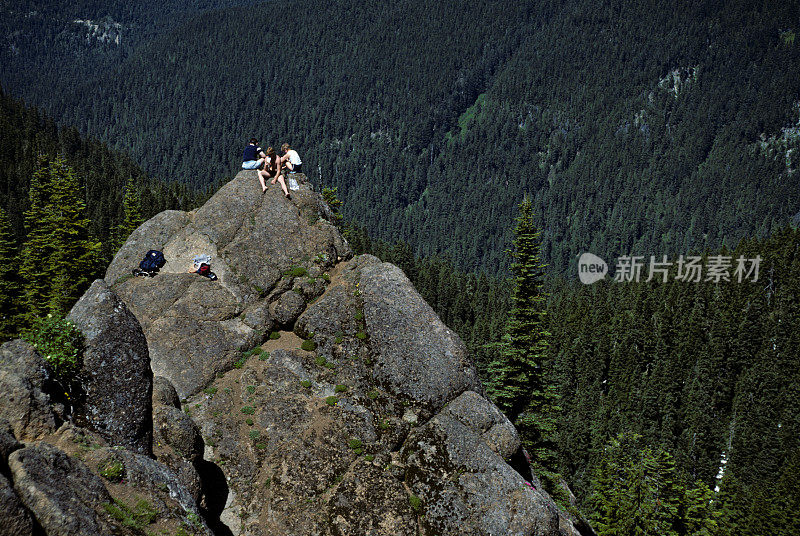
139,250,166,273
197,263,217,281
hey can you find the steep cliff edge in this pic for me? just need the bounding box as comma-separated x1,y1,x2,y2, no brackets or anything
0,170,590,535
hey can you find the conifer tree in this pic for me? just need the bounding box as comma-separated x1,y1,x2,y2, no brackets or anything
19,155,56,323
45,156,101,314
113,176,144,252
590,433,684,536
0,207,22,339
486,196,559,471
19,155,101,321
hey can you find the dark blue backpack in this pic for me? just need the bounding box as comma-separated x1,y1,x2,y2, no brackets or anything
139,250,166,272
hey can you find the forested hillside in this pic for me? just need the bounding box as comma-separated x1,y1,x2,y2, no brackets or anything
0,90,215,256
0,90,220,336
3,0,798,275
2,1,799,533
0,0,263,98
354,224,800,535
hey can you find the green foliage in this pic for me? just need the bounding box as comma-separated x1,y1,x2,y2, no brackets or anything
486,198,559,473
269,331,281,340
0,208,22,339
300,380,312,388
367,389,380,400
249,430,260,441
240,406,254,415
348,438,363,454
98,457,125,482
112,176,144,252
334,384,348,393
409,494,423,513
286,266,308,278
325,396,339,406
315,355,327,367
355,331,367,340
19,156,101,323
203,387,218,396
23,313,83,386
245,418,253,426
321,186,344,228
103,497,158,530
301,339,317,351
588,432,724,536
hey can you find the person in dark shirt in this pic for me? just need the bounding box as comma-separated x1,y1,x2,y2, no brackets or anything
242,138,269,191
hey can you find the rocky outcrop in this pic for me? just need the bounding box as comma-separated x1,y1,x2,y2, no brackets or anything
402,413,559,535
0,172,589,536
68,280,153,455
0,472,34,536
359,258,481,412
105,171,351,398
0,340,58,441
9,442,117,535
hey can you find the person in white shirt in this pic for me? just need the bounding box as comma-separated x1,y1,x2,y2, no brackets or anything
280,143,303,174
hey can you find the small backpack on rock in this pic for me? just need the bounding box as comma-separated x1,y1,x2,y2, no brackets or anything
133,250,166,277
196,263,217,281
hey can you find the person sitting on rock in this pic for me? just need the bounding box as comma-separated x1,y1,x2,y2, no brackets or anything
280,143,303,174
242,138,269,189
265,147,290,199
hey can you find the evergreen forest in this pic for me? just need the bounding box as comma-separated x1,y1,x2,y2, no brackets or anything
1,0,799,534
2,0,799,275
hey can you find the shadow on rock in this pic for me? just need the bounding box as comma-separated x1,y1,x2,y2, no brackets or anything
196,459,233,536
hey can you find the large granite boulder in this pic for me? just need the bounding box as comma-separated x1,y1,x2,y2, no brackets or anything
9,443,116,535
0,340,58,441
443,390,521,459
402,413,560,536
0,472,34,536
68,279,153,455
153,404,204,463
105,172,351,398
359,260,481,412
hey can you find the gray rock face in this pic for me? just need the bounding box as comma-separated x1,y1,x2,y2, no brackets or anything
68,279,153,455
9,443,116,535
360,260,480,412
105,210,192,284
153,405,204,462
0,472,34,536
328,461,417,536
0,341,57,441
269,289,307,326
104,172,351,398
402,413,560,536
0,420,22,476
443,390,521,459
152,375,181,408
